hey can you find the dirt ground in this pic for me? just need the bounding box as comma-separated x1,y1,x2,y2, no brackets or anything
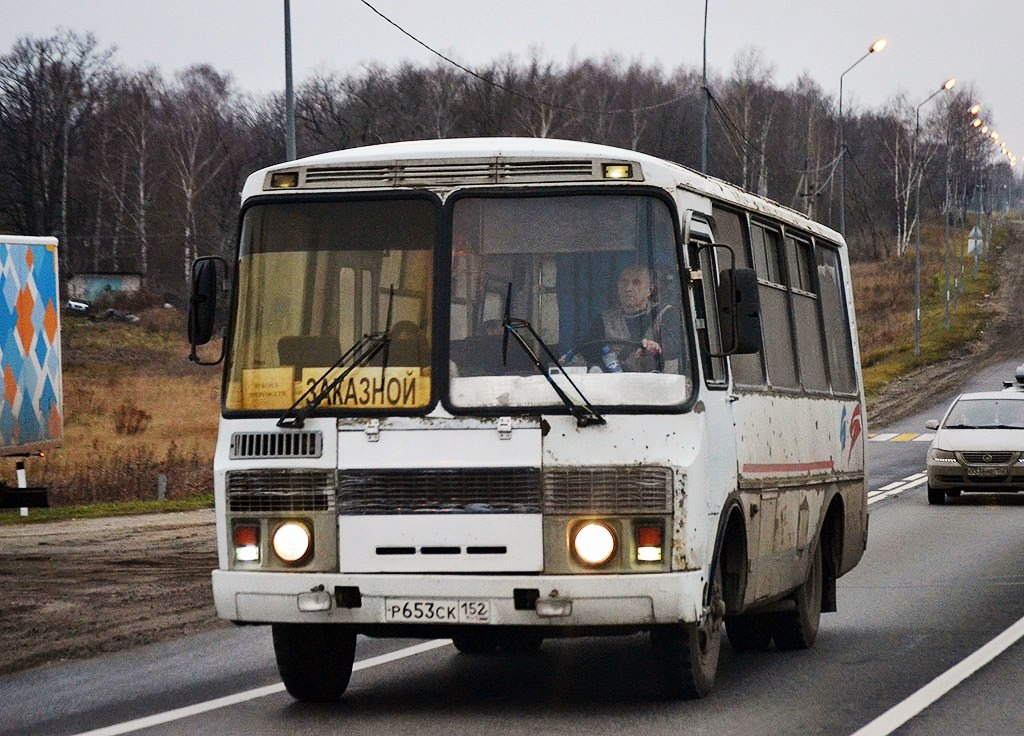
1,225,1022,677
0,510,223,675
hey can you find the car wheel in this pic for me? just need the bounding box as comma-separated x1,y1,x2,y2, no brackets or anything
927,484,946,505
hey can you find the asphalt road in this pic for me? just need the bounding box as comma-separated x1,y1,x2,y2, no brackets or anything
3,359,1024,736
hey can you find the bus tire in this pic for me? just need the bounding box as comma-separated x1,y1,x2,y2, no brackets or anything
770,541,822,651
725,614,773,651
927,484,946,505
452,630,499,654
498,632,544,654
272,623,356,702
651,563,723,698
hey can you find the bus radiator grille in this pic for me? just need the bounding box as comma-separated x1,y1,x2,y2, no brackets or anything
227,469,336,512
336,467,541,514
543,466,674,514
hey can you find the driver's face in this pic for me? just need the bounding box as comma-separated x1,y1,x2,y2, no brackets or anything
617,268,652,313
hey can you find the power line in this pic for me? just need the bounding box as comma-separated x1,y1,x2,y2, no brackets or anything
359,0,700,116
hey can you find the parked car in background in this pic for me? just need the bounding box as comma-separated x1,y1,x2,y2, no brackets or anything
925,365,1024,505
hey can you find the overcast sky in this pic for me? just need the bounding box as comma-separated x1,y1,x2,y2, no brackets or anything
1,0,1019,170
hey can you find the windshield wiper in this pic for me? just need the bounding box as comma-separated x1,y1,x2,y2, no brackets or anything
501,283,605,428
944,423,977,429
277,286,395,429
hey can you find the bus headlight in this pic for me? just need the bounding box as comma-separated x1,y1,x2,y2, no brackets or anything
272,521,312,564
572,522,617,567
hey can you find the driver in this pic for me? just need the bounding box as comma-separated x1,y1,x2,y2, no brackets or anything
594,264,681,372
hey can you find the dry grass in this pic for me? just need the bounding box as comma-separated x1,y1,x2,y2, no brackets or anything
21,308,221,506
852,220,998,398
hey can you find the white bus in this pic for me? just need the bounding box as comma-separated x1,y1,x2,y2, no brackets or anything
189,138,867,701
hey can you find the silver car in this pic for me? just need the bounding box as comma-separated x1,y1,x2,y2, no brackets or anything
925,375,1024,505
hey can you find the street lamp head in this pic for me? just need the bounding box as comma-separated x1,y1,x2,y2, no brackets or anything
870,38,888,53
943,77,956,91
969,103,981,116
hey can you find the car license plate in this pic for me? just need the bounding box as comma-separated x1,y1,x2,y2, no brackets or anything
967,466,1004,477
384,598,491,624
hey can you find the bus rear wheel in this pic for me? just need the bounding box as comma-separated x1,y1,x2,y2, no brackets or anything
770,541,822,651
452,630,499,654
651,564,723,698
272,623,356,702
725,614,773,651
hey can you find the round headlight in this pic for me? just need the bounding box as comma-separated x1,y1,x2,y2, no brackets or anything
572,522,617,567
272,521,312,564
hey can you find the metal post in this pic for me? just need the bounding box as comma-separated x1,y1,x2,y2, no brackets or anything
17,460,27,518
700,0,709,174
284,0,297,161
838,75,846,236
914,106,922,357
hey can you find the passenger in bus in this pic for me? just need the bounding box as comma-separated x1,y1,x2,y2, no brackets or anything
589,264,682,373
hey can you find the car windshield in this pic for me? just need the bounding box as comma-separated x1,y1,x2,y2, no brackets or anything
447,193,694,410
943,398,1024,428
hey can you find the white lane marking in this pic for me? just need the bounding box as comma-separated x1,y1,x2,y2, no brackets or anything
850,615,1024,736
868,474,928,505
869,433,898,442
913,434,935,442
70,639,452,736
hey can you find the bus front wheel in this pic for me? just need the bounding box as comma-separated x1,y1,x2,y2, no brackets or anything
272,623,356,702
651,564,723,698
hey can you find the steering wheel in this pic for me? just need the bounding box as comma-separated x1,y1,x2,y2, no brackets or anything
562,339,647,372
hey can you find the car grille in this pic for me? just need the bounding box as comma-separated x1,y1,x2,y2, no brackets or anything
961,451,1015,464
227,469,336,512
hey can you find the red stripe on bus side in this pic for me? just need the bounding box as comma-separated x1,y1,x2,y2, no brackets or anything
742,460,835,474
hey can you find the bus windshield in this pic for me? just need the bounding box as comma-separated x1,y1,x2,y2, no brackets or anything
448,193,693,410
226,196,436,412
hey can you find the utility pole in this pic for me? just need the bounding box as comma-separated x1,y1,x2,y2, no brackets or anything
284,0,297,161
700,0,709,174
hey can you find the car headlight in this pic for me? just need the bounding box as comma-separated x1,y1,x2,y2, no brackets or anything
928,448,958,463
272,521,312,564
572,522,617,567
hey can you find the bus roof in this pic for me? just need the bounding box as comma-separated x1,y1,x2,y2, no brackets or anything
242,137,844,245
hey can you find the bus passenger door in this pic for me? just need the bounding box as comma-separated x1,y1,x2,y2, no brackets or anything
686,211,739,568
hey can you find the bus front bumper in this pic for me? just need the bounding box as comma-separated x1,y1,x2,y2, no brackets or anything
212,570,706,628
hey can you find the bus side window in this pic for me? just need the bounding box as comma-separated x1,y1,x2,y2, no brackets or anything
712,205,765,387
815,243,857,394
691,236,727,385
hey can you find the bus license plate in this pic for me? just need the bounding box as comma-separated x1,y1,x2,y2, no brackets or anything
384,598,491,624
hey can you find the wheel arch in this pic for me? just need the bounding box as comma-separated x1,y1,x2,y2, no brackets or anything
818,491,846,613
711,497,748,615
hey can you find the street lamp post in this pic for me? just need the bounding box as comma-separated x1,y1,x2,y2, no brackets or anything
913,77,956,357
838,37,887,237
947,103,983,329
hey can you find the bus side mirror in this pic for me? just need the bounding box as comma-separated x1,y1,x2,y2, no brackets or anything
188,256,228,365
717,267,762,355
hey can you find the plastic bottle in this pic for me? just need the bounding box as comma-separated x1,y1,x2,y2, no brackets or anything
601,345,623,373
